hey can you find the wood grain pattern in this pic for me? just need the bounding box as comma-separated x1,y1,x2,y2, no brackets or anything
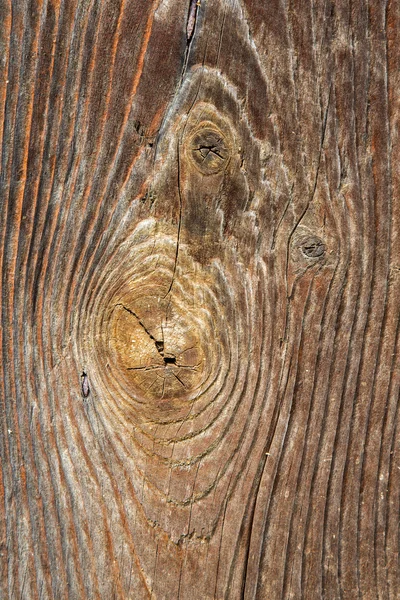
1,0,399,598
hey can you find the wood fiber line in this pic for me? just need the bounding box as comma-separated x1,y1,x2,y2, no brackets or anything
1,0,399,599
3,5,52,598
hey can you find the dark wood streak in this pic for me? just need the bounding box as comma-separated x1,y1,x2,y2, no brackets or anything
1,0,399,599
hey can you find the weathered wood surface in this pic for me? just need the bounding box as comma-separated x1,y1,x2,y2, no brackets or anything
1,0,399,598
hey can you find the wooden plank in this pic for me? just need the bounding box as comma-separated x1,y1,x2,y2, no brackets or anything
0,0,399,598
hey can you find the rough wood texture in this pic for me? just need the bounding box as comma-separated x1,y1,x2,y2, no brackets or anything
1,0,399,598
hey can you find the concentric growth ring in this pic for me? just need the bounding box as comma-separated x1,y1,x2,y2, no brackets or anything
79,219,234,430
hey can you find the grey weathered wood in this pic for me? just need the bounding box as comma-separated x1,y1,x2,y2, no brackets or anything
1,0,399,598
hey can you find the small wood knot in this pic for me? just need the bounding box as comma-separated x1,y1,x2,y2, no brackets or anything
189,125,230,175
301,237,326,259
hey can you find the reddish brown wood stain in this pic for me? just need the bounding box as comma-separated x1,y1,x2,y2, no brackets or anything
1,1,399,599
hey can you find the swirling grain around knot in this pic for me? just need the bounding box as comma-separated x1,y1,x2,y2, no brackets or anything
75,215,266,540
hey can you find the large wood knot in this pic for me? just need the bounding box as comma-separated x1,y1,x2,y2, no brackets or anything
109,295,207,403
84,222,230,424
